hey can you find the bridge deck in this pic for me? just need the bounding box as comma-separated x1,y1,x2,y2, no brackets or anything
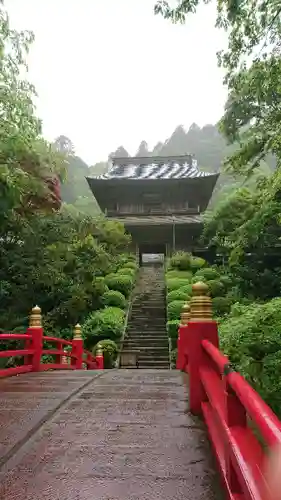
0,370,220,499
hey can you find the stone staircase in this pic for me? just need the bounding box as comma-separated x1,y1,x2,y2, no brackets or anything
122,265,170,369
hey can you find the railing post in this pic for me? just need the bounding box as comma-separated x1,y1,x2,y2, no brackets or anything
188,282,219,415
71,324,83,369
28,305,43,372
95,344,104,369
176,302,190,370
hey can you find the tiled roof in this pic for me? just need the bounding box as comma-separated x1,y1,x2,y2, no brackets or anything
110,214,202,225
95,155,215,180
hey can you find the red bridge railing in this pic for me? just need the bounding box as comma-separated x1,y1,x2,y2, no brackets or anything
177,282,281,500
0,306,103,378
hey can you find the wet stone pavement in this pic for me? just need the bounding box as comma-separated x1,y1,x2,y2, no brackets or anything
0,370,221,499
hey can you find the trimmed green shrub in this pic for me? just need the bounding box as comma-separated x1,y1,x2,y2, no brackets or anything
93,339,118,368
212,297,232,316
166,319,180,348
82,306,125,348
167,300,185,321
178,284,193,296
191,274,207,284
122,261,138,270
190,256,207,272
195,267,220,281
167,288,191,303
219,275,233,289
93,276,109,295
169,251,192,271
165,270,192,280
166,278,189,291
117,267,136,277
102,290,126,309
104,273,134,297
207,279,225,297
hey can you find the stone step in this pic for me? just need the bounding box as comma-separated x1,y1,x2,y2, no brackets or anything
124,339,168,345
129,317,166,320
126,334,168,339
125,333,168,338
138,356,169,362
128,324,166,328
138,360,170,367
122,346,169,353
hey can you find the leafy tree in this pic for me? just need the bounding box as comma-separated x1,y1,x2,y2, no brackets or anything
154,0,281,175
0,1,64,219
54,135,74,155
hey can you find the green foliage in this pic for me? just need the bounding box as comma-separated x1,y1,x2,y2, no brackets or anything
179,284,193,296
155,0,281,177
167,300,185,321
121,260,138,270
82,307,125,349
167,288,190,303
220,299,281,415
117,267,136,277
166,320,180,349
102,290,126,309
189,256,207,272
212,297,232,317
207,280,225,298
166,278,189,291
93,339,118,369
104,273,134,298
165,270,192,280
168,251,192,271
195,268,220,281
219,275,233,289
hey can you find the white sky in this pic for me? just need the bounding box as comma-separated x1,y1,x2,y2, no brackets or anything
6,0,227,165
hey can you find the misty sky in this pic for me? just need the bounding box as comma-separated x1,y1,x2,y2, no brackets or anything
7,0,227,165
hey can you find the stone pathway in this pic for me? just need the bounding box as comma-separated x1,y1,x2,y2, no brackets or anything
0,370,221,499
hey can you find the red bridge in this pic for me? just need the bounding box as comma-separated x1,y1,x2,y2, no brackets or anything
0,285,280,499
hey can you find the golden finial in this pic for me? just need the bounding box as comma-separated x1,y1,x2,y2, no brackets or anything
74,323,82,339
96,344,103,356
29,305,42,328
190,282,212,321
180,302,190,325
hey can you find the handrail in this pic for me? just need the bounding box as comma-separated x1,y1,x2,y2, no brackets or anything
228,371,281,448
177,281,281,500
0,308,104,378
42,336,73,346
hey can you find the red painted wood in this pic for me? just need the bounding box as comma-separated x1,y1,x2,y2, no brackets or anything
71,337,83,369
0,349,34,358
95,353,104,370
186,320,219,415
185,319,281,500
228,372,281,448
0,326,100,377
0,333,32,340
42,336,73,346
